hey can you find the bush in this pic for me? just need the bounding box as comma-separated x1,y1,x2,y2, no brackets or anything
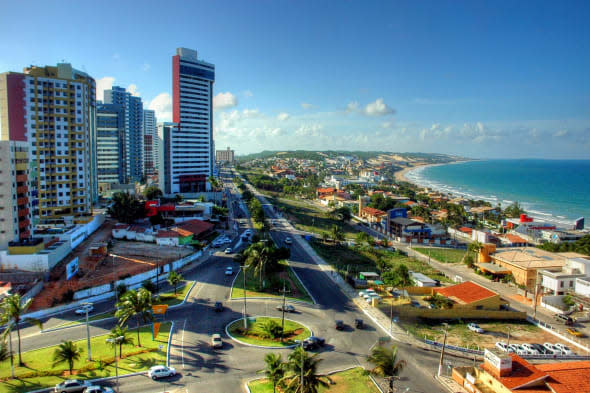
61,289,75,303
116,283,127,298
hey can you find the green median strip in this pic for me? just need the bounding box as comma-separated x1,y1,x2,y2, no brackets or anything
231,267,312,303
0,323,171,393
248,367,381,393
227,317,310,347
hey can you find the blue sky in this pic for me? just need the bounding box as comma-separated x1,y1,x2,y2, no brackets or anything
1,1,589,158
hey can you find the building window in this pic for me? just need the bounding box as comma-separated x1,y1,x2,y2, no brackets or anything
560,282,564,288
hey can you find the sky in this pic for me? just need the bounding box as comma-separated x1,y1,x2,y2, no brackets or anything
1,1,589,159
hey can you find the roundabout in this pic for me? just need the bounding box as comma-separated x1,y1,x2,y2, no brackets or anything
225,316,312,348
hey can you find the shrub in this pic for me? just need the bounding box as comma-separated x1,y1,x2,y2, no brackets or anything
61,289,75,303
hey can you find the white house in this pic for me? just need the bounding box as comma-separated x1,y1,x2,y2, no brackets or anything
155,230,180,246
411,271,437,287
112,224,130,239
539,257,590,296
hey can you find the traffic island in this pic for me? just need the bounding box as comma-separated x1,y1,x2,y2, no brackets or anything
226,316,311,348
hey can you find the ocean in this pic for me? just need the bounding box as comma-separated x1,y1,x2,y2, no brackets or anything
405,159,590,226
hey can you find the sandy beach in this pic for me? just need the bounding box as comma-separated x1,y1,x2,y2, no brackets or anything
394,160,469,184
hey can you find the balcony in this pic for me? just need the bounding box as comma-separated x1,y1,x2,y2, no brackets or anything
16,186,28,194
19,230,31,239
16,175,27,182
17,197,29,205
18,208,29,217
18,219,30,229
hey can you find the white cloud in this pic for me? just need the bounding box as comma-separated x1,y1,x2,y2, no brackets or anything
127,84,141,97
142,63,150,72
277,112,290,121
242,109,262,118
242,90,253,98
301,102,314,109
96,76,115,102
148,93,172,122
381,121,394,129
213,92,238,110
294,124,324,137
346,101,360,113
364,98,395,116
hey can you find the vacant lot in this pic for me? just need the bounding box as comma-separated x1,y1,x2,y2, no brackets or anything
413,247,474,264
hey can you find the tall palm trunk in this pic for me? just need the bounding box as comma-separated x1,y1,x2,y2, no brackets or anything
16,324,23,366
136,316,142,347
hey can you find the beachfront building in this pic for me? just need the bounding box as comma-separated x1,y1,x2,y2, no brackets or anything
538,257,590,296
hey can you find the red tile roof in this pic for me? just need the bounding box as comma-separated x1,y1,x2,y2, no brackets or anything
404,201,417,206
434,281,498,304
536,360,590,393
175,219,214,237
482,354,548,389
317,187,336,194
505,234,527,244
362,207,387,216
156,230,179,238
459,227,473,234
171,228,193,237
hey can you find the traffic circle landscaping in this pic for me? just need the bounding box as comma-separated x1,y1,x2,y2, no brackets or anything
226,316,311,348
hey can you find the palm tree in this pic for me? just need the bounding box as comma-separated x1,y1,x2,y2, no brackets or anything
108,325,134,358
321,232,330,244
0,341,8,362
468,241,483,263
52,341,82,375
367,345,406,393
0,294,43,366
258,353,284,393
245,242,276,290
115,288,153,347
167,271,183,295
330,225,344,245
280,346,331,393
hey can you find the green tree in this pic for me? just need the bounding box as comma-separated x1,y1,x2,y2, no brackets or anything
356,231,371,245
244,242,289,289
468,241,483,263
107,192,146,224
504,202,525,218
258,353,285,393
330,225,345,245
115,288,153,347
108,325,134,358
255,319,283,339
328,207,351,222
52,341,82,375
280,346,331,393
141,280,156,293
321,232,330,244
367,345,406,390
0,294,43,366
563,295,575,308
143,186,163,200
167,271,183,295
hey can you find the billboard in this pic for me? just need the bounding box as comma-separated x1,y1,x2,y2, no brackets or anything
66,257,79,280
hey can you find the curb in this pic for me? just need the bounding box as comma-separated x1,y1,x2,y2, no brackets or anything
288,265,318,305
224,316,313,349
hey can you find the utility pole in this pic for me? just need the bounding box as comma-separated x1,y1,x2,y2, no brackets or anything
437,323,449,377
83,302,93,361
242,264,249,330
106,336,123,392
280,281,290,343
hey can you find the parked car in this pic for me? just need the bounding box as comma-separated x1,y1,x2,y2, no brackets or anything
543,343,562,355
335,320,344,330
566,327,584,337
530,343,549,354
214,302,223,312
467,323,484,333
355,319,364,329
520,344,540,355
54,380,91,393
211,334,223,349
554,313,574,326
301,336,325,350
74,305,94,315
224,247,232,254
284,237,293,245
554,343,574,355
222,237,232,244
148,365,177,380
358,291,366,297
225,267,233,276
84,386,114,393
276,304,295,313
495,341,508,352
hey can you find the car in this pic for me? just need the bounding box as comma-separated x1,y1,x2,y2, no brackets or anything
214,302,223,312
276,304,295,313
224,247,232,254
520,344,540,355
284,237,293,245
355,319,364,329
301,336,325,350
554,313,574,326
148,365,177,380
543,343,562,354
358,291,366,297
410,300,421,308
225,267,233,276
223,237,232,244
211,333,223,348
74,305,94,315
467,323,484,334
530,343,549,354
54,380,91,393
566,327,584,337
335,320,344,330
83,386,114,393
554,343,574,355
495,341,508,352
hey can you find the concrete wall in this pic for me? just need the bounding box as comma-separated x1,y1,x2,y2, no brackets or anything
46,241,71,270
383,305,526,320
0,250,48,271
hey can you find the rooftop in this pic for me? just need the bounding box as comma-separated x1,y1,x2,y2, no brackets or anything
481,354,548,390
491,248,567,269
536,361,590,393
434,281,498,304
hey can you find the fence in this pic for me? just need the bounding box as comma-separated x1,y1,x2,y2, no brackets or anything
527,316,590,353
383,305,527,320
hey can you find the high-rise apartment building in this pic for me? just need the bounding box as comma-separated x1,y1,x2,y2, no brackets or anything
166,47,214,194
0,63,95,248
104,86,143,183
156,122,177,195
216,146,234,163
142,109,157,177
96,103,124,186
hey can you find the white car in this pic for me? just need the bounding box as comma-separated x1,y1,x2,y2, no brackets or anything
554,343,574,355
467,323,484,334
148,365,176,380
224,247,232,254
74,305,94,315
520,344,539,355
543,343,562,354
225,267,233,276
211,333,223,348
358,291,366,297
495,341,508,352
222,237,232,244
84,386,114,393
284,237,293,245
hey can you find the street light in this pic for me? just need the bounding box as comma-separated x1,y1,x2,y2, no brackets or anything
437,322,449,377
82,302,93,361
241,264,250,329
106,336,124,393
111,253,119,303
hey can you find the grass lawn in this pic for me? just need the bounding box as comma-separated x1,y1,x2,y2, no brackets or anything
227,317,310,347
249,367,380,393
311,241,452,283
54,281,194,329
403,319,540,349
413,247,475,264
231,266,312,303
0,323,171,393
267,196,358,239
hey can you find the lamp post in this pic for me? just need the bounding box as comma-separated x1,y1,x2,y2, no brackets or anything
82,302,93,361
437,322,449,377
241,264,250,329
106,336,124,393
111,253,119,303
